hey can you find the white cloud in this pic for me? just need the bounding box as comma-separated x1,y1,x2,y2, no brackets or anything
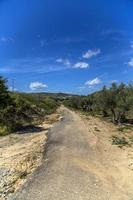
56,58,71,66
79,77,101,92
29,82,48,90
73,62,89,69
110,80,118,83
128,58,133,67
83,49,101,59
85,77,101,86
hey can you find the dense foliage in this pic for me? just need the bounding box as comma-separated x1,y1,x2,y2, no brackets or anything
64,83,133,124
0,77,59,135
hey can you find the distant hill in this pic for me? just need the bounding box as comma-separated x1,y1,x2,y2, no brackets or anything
27,92,79,99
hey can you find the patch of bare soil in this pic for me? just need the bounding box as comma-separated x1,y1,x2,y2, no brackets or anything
80,113,133,199
0,113,60,200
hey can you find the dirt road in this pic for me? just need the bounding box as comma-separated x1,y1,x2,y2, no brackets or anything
11,107,133,200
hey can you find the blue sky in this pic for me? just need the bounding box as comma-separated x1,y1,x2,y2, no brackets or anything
0,0,133,94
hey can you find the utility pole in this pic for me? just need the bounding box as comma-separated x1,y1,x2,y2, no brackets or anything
12,79,15,93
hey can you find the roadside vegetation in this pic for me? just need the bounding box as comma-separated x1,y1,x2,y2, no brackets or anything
64,82,133,125
0,76,59,136
64,82,133,148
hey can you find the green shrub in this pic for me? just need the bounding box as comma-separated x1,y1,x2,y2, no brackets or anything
0,126,9,136
0,76,59,136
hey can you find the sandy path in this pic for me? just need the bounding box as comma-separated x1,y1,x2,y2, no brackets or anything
0,113,60,200
10,107,133,200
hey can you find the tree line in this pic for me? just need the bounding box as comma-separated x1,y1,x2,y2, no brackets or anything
0,76,59,135
64,83,133,124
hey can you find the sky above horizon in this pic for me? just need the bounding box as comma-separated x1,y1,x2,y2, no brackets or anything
0,0,133,94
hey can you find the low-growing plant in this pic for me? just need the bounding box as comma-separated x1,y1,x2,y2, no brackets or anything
112,135,129,147
118,125,133,132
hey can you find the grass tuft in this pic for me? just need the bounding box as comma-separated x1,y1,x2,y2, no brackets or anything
112,135,129,148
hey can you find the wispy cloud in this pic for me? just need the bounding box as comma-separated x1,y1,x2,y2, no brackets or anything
0,36,14,43
85,77,101,86
73,62,89,69
128,58,133,67
130,41,133,49
29,82,48,91
101,29,125,37
40,39,45,47
1,37,7,42
0,67,11,73
79,86,86,92
0,57,57,74
39,38,48,47
83,49,101,59
56,58,71,66
52,37,88,44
